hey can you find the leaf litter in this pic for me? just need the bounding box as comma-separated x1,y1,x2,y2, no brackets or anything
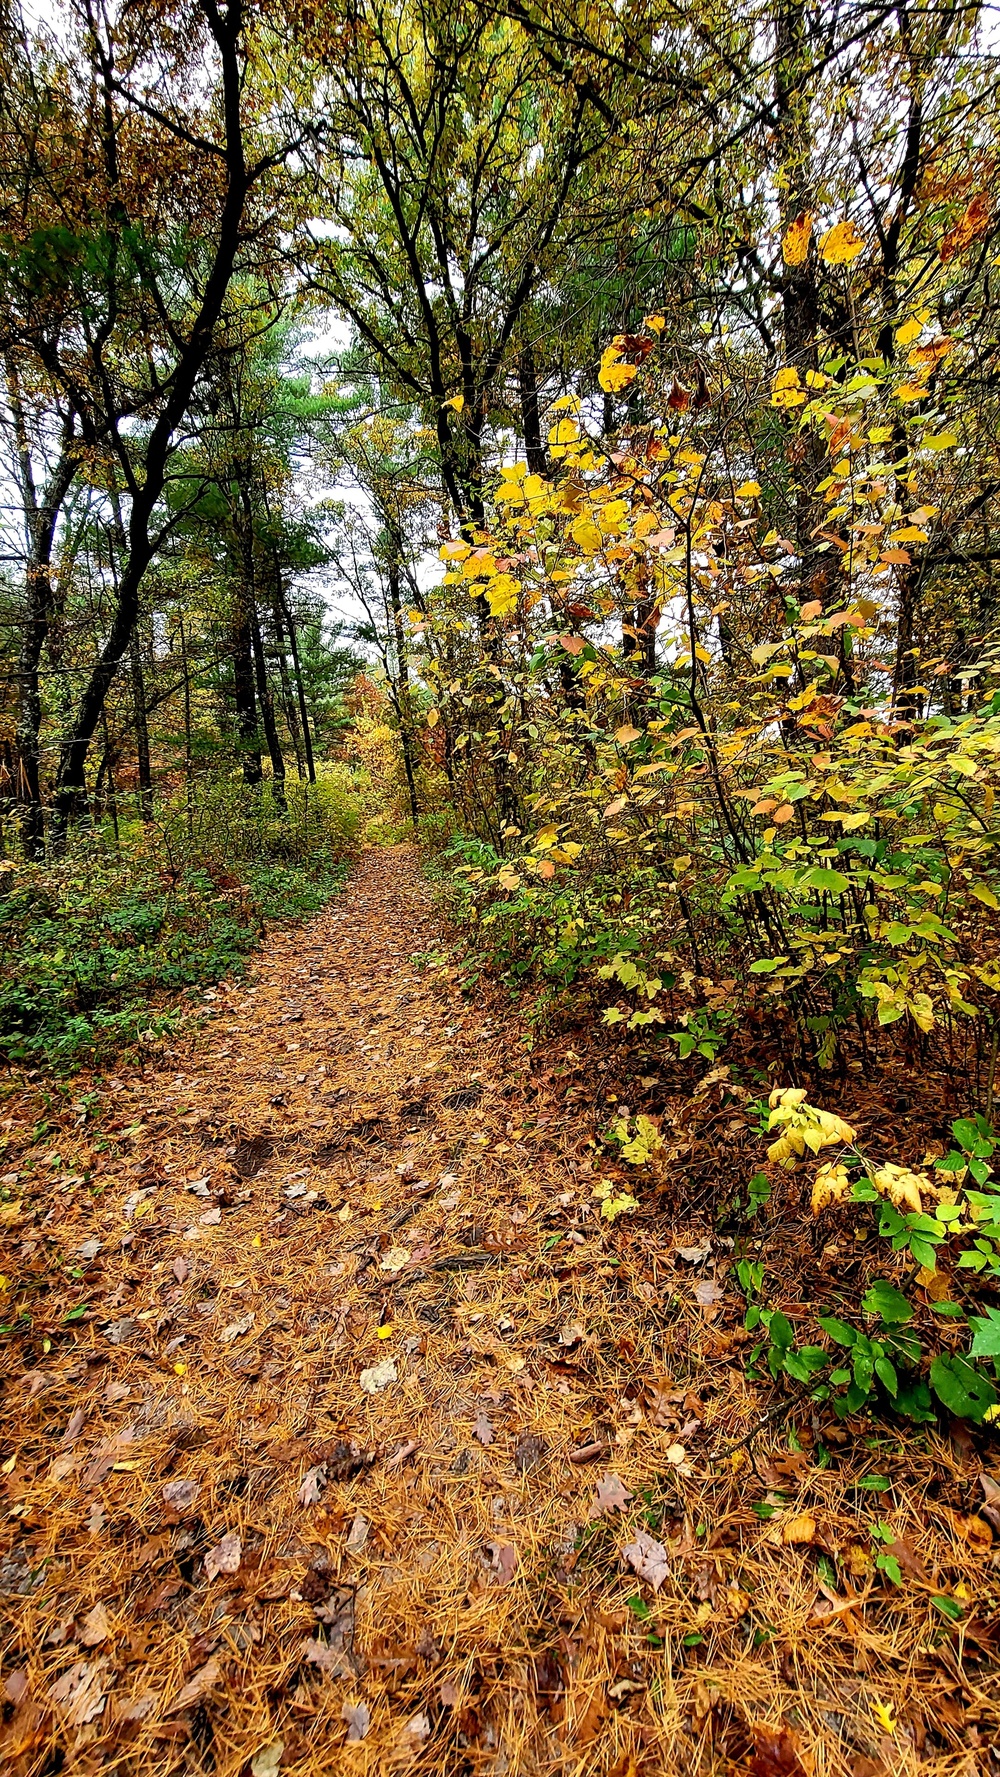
1,847,998,1774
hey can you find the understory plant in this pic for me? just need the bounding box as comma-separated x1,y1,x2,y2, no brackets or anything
740,1088,1000,1425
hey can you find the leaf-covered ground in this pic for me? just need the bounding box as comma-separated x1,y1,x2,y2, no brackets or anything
1,848,998,1776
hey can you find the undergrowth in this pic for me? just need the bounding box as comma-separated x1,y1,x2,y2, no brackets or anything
0,771,359,1067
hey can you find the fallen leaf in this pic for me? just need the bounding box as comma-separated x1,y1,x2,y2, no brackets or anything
114,1691,159,1725
162,1479,200,1512
78,1602,110,1647
342,1700,370,1741
514,1432,546,1474
593,1471,633,1516
979,1470,1000,1534
386,1439,417,1471
48,1660,108,1727
172,1257,189,1284
439,1680,461,1707
675,1242,712,1264
4,1670,28,1705
250,1741,284,1777
622,1528,670,1592
219,1312,254,1343
749,1721,810,1776
61,1406,87,1445
405,1712,431,1740
694,1279,723,1305
378,1246,411,1274
204,1531,241,1580
297,1465,326,1506
486,1541,518,1585
165,1658,222,1715
303,1636,352,1679
781,1513,817,1546
345,1512,369,1554
200,1206,222,1226
473,1415,494,1445
360,1358,397,1394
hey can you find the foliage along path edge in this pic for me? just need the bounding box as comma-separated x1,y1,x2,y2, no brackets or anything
1,847,998,1776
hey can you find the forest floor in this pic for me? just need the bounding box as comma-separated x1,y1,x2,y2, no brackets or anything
1,846,998,1777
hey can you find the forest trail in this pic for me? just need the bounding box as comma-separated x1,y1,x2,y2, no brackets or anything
1,850,993,1777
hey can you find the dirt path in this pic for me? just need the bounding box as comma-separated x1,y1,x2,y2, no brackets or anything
1,849,994,1776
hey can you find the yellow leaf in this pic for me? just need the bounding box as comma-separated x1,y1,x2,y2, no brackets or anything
599,361,638,394
819,219,865,264
440,539,470,561
427,709,440,728
895,317,923,346
771,367,806,408
871,1701,897,1736
782,211,814,265
486,573,520,617
444,394,465,412
895,382,928,402
571,516,603,554
781,1512,817,1545
969,881,1000,910
922,431,958,450
548,418,579,445
644,313,666,332
736,480,761,498
251,1234,262,1248
377,1323,393,1339
615,723,642,744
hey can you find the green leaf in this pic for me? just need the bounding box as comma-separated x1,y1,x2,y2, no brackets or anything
801,867,851,895
861,1280,913,1323
874,1356,898,1397
969,1309,1000,1360
930,1353,998,1423
817,1315,857,1346
931,1595,964,1621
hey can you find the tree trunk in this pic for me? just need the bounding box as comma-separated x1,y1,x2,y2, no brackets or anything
388,555,420,831
130,632,153,822
271,597,304,778
278,582,316,784
249,597,286,810
774,0,831,607
51,1,254,839
231,587,263,788
518,343,548,478
5,361,77,858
